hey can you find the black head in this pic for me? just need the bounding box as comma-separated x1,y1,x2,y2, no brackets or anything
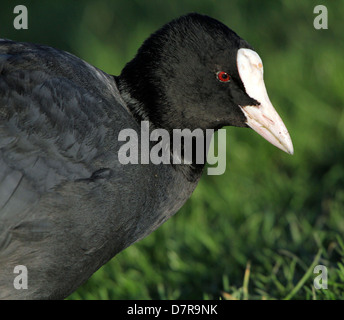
116,13,293,164
117,13,258,132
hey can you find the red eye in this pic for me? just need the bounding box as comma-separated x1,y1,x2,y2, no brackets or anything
217,71,230,82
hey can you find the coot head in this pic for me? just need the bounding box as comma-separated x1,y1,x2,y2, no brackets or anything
117,13,293,155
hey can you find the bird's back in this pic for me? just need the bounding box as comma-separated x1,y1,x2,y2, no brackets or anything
0,40,196,299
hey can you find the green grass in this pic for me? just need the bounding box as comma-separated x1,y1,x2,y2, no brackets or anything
1,0,343,300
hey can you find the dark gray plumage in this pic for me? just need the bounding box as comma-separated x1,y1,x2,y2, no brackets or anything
0,39,196,299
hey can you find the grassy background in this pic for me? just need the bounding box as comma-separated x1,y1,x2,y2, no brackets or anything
1,0,343,300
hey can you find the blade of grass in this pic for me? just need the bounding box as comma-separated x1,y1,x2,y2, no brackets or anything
243,261,251,300
284,249,322,300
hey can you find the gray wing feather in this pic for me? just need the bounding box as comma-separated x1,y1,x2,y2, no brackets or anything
0,39,123,210
0,39,133,298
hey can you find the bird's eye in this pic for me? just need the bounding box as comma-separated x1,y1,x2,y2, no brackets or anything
216,71,230,82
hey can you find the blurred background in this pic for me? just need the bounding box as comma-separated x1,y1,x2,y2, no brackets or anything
1,0,343,299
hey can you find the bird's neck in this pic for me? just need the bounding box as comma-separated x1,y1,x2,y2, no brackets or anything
114,76,207,182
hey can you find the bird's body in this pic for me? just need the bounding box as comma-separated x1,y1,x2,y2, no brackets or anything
0,40,198,299
0,14,293,299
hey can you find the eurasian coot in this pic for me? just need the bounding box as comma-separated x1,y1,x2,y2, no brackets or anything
0,13,293,299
